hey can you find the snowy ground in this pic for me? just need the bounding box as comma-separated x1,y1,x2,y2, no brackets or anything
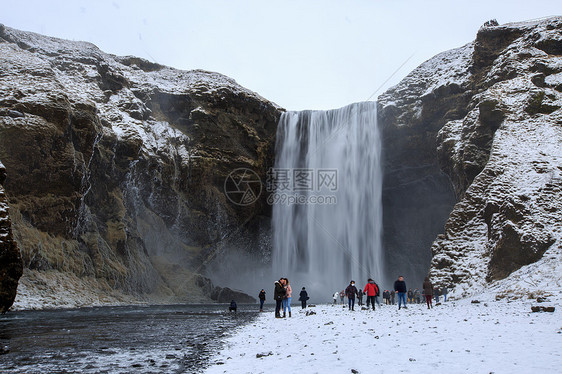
204,294,561,374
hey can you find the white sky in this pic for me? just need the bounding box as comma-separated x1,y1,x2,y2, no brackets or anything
1,0,560,110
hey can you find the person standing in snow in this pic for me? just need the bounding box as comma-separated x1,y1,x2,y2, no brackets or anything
339,290,345,304
394,275,408,310
407,288,414,303
390,289,395,305
299,287,309,309
363,278,379,310
274,278,286,318
434,286,440,303
383,290,390,305
258,289,266,312
414,288,421,304
442,286,448,302
333,291,339,304
357,289,364,306
374,280,381,307
345,281,358,311
229,300,237,313
282,278,292,317
423,277,433,309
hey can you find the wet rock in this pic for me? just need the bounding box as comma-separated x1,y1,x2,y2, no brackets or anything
305,310,316,316
471,300,481,304
210,285,256,303
256,351,273,358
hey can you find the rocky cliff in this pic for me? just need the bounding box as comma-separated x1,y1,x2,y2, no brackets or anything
0,160,22,312
379,16,562,299
0,24,281,308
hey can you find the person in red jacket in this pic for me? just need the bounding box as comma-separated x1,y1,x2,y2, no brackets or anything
363,278,379,310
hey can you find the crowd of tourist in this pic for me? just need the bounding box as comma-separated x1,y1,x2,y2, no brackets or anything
333,276,449,311
253,276,449,316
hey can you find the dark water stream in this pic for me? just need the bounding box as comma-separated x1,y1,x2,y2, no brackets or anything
0,304,259,373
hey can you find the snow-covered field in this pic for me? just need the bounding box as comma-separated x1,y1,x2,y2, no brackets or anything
204,294,561,374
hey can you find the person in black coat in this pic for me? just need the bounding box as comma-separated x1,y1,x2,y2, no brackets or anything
383,290,390,305
345,281,358,311
299,287,309,309
229,300,237,313
258,289,266,312
394,275,408,310
274,278,286,318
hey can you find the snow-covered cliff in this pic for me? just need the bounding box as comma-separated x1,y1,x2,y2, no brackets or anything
379,16,562,299
0,24,281,309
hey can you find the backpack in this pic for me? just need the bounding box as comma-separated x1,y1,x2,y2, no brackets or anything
374,282,380,296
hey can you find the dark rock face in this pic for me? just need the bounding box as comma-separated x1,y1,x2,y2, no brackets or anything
0,161,22,313
0,24,281,306
377,42,471,287
379,17,562,297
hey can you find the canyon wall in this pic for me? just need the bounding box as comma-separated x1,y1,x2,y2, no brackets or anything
0,24,281,308
2,16,561,308
379,17,562,298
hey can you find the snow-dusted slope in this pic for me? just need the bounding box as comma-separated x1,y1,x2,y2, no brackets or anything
0,24,281,309
379,16,562,300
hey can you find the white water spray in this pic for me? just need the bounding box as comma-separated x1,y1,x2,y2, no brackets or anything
271,101,383,300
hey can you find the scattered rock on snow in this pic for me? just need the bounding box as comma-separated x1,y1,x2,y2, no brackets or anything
256,352,273,359
531,306,555,313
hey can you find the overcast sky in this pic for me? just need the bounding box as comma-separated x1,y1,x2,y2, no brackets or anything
1,1,560,110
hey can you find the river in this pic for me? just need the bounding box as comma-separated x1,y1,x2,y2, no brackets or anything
0,304,259,373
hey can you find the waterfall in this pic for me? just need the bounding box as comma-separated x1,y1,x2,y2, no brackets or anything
271,101,383,300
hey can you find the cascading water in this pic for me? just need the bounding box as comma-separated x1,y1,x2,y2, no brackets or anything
271,101,383,300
